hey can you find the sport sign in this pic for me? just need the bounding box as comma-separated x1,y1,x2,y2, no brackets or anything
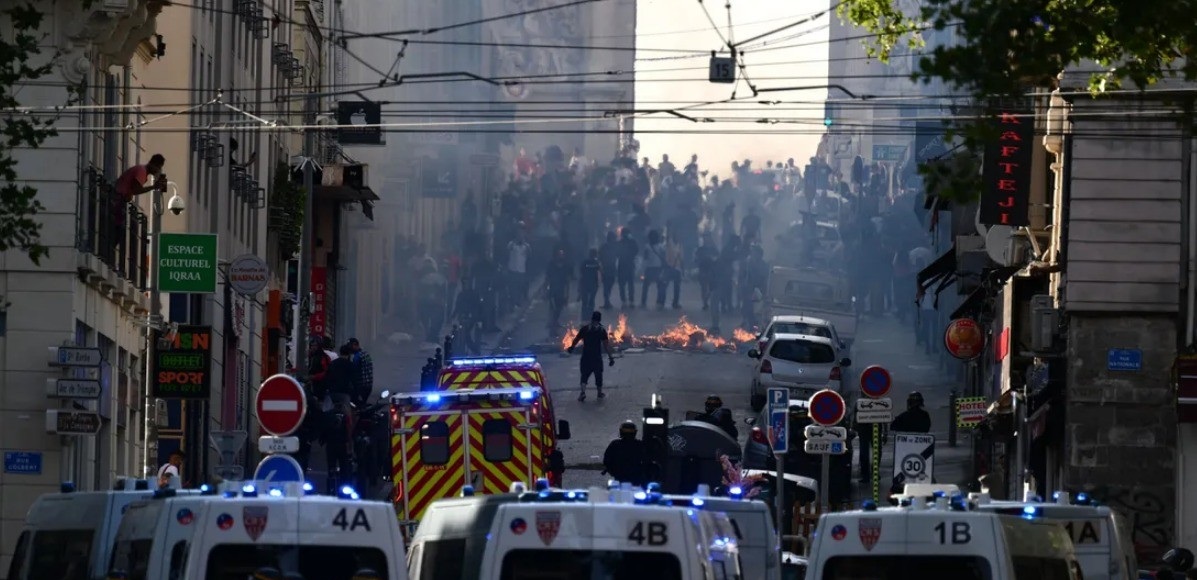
859,365,892,398
151,326,213,399
808,389,846,426
955,396,987,429
255,374,307,437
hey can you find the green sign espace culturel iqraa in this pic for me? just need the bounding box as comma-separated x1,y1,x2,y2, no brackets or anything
157,233,218,293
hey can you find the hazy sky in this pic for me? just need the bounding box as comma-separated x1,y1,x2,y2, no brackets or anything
634,0,830,179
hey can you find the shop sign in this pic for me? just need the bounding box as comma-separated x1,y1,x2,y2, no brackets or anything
158,233,218,293
151,325,213,399
309,267,328,337
979,107,1034,227
944,318,985,361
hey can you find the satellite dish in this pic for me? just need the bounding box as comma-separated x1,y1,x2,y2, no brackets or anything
974,206,988,237
984,225,1030,267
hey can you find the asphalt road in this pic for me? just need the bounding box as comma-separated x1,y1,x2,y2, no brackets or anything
355,277,975,501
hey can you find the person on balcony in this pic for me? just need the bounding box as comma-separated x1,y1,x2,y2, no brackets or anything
110,154,166,273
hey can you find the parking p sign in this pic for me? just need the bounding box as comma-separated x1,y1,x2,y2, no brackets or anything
767,387,789,454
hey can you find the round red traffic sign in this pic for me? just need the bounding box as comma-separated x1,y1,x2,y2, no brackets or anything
944,318,985,361
859,365,892,398
255,374,307,437
808,389,846,426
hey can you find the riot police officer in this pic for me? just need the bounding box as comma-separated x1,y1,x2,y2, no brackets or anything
602,421,649,486
891,391,932,433
698,395,738,440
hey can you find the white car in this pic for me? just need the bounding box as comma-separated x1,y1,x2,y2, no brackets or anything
748,333,851,412
757,315,851,362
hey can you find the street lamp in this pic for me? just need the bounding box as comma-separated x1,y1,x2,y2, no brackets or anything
143,180,182,477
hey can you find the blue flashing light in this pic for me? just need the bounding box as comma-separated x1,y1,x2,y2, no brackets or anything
634,491,648,502
728,486,744,498
302,482,315,495
241,484,258,497
426,394,442,404
338,485,357,499
1076,492,1089,504
60,482,76,494
646,482,661,493
932,490,946,498
692,498,705,507
538,490,551,499
535,478,550,491
861,500,877,511
268,488,284,497
519,390,535,401
566,491,577,499
461,485,475,497
199,484,211,493
1052,491,1061,500
222,491,238,498
1023,505,1040,519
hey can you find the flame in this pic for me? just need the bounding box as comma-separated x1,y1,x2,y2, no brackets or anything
561,315,756,353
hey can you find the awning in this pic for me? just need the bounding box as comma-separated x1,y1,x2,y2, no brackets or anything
951,286,988,320
360,199,375,221
917,245,956,293
313,184,379,202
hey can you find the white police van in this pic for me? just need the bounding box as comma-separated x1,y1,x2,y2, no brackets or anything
806,495,1083,580
108,482,408,580
5,477,195,580
972,491,1138,580
409,481,742,580
663,485,780,580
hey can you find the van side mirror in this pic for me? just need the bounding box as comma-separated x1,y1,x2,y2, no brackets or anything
744,417,757,426
747,349,761,359
557,420,572,440
840,358,852,367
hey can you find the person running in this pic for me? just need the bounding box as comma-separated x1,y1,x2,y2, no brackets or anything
567,310,616,401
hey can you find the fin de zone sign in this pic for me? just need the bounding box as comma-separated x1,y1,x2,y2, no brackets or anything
157,233,218,294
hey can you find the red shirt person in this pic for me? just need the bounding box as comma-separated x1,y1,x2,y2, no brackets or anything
115,154,167,201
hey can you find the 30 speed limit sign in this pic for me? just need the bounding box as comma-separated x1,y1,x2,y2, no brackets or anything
892,432,935,485
901,454,926,479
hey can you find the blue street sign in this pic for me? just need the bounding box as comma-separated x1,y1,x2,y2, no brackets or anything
767,387,789,454
830,441,845,454
4,452,42,475
253,454,304,483
767,387,788,410
1107,349,1142,372
859,365,892,398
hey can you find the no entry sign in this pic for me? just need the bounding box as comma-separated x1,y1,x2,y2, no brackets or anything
255,374,307,437
808,389,846,426
859,365,892,398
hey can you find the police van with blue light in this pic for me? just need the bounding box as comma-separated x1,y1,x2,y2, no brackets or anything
5,477,198,580
661,484,783,580
107,481,408,580
408,479,742,580
971,490,1138,580
806,494,1084,580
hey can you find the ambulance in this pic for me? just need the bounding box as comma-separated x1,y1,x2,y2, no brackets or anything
111,481,408,579
390,355,571,531
806,495,1084,580
972,490,1138,580
409,483,742,580
5,477,196,580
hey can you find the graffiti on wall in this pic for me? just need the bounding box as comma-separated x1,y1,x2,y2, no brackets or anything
1083,484,1173,564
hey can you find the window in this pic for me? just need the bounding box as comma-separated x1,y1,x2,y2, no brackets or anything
417,539,465,580
821,556,992,580
204,544,388,580
169,541,189,580
783,281,835,302
109,538,153,580
482,418,513,462
7,531,29,580
772,323,832,339
420,421,450,465
769,340,835,364
1012,556,1074,580
28,530,94,580
500,550,683,580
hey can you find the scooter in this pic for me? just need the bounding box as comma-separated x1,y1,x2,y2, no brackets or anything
353,390,392,499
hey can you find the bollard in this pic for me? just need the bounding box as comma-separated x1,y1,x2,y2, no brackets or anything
948,389,958,447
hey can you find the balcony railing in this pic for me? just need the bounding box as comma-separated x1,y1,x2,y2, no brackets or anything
81,167,150,290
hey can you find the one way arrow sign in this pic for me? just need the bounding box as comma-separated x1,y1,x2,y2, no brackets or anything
423,159,457,198
438,172,451,185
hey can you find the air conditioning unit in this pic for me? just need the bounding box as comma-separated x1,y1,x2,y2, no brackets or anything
1030,294,1059,352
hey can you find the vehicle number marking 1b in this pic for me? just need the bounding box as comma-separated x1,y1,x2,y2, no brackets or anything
934,521,971,544
332,507,372,532
628,521,668,546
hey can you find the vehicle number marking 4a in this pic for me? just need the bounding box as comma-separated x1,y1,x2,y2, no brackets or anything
332,507,372,532
1063,520,1103,544
628,521,668,546
934,521,971,544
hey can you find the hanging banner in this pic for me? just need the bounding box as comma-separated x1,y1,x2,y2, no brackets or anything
309,267,327,337
979,106,1034,226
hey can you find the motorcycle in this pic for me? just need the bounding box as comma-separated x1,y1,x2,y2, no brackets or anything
353,390,392,499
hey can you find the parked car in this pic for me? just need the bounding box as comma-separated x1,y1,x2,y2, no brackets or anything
748,333,851,412
742,399,855,508
757,315,851,362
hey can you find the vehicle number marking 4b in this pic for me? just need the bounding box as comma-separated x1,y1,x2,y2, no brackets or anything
628,521,668,546
934,521,971,544
332,507,372,532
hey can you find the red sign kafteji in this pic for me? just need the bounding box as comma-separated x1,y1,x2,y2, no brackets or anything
979,109,1035,227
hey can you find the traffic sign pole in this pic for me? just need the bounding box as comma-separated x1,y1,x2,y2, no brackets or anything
767,387,788,536
872,425,881,502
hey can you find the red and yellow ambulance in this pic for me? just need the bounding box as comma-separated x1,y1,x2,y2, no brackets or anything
389,356,570,532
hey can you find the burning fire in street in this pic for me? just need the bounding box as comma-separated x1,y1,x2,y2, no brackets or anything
561,314,757,353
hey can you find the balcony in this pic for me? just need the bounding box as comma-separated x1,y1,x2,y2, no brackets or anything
79,168,150,292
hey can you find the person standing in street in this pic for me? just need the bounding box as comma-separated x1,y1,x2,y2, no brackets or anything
348,338,374,405
507,232,530,307
616,229,638,308
602,421,648,486
891,392,932,433
567,310,616,401
545,247,573,335
156,449,184,488
599,231,619,309
578,248,602,321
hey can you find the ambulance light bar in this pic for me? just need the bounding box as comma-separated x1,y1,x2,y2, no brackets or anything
392,388,540,406
449,356,537,367
60,482,76,494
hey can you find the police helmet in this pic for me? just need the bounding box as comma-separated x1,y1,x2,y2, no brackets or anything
619,420,637,436
705,395,724,409
1163,547,1195,571
908,391,925,406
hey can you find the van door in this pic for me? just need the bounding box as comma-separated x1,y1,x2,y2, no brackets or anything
467,407,534,493
397,410,467,523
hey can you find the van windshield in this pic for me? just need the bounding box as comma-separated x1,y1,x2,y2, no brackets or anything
21,529,94,580
771,322,833,339
770,340,836,364
500,549,683,580
821,556,992,579
204,544,388,580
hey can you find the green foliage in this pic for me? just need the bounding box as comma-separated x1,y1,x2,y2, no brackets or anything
1,3,58,264
269,160,304,262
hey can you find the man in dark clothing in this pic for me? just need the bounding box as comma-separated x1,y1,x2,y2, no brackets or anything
578,248,602,321
697,395,738,440
616,230,639,308
695,234,718,310
567,310,616,401
324,344,357,478
599,231,619,309
603,421,648,486
545,247,573,334
891,391,932,433
306,337,332,396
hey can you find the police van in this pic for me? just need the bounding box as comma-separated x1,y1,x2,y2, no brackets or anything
972,491,1138,580
662,487,780,580
409,481,742,580
5,477,196,580
109,481,408,580
806,495,1083,580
